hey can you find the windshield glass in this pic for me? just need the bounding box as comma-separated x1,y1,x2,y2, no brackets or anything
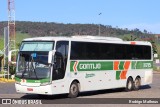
20,42,53,51
16,52,50,79
16,41,54,80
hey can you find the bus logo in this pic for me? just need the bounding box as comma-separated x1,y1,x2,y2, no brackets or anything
73,61,102,72
73,61,78,73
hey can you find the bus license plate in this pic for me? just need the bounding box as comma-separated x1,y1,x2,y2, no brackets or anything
27,88,33,91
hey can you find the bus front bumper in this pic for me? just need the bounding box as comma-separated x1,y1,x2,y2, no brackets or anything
15,83,53,95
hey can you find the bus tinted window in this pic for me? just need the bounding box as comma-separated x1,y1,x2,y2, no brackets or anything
70,41,151,60
70,42,86,59
143,46,151,59
85,42,99,59
114,44,126,59
135,45,144,59
125,45,135,59
99,43,115,59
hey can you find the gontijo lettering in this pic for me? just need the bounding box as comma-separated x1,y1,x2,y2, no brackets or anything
79,63,101,70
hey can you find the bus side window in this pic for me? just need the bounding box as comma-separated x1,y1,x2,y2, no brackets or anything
52,41,69,80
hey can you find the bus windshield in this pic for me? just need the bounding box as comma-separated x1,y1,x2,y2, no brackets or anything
20,42,53,51
16,42,54,80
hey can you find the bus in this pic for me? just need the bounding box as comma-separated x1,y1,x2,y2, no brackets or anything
9,36,153,98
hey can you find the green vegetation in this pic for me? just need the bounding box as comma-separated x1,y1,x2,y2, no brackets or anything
15,32,31,48
0,37,4,51
0,32,31,74
121,34,139,41
0,21,155,37
156,42,160,58
0,32,31,50
153,64,160,72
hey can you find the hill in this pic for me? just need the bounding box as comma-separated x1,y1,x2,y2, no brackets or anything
0,21,158,54
0,21,154,38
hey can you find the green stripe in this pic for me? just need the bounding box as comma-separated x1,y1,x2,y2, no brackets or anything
116,71,121,80
70,61,113,72
119,61,125,70
131,61,153,69
15,77,21,82
70,61,75,71
15,77,50,83
132,61,137,69
71,61,153,72
26,78,50,83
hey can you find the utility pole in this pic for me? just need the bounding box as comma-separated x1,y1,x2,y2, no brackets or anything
8,0,16,50
98,13,102,36
7,0,16,79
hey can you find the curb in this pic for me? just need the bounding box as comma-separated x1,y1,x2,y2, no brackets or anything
0,78,15,83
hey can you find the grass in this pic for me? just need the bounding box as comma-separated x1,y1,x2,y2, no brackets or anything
156,42,160,58
0,38,4,51
16,32,31,43
153,65,160,72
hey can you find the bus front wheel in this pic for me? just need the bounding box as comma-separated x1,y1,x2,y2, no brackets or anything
68,81,79,98
126,77,134,91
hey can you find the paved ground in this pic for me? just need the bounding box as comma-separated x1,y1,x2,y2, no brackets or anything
0,72,160,106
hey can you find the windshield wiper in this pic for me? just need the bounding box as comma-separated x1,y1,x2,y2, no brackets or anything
21,56,39,80
21,58,27,78
30,58,39,80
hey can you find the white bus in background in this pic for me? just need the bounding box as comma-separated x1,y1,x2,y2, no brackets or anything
9,36,153,98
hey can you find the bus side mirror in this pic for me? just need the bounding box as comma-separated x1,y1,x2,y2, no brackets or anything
48,50,56,64
8,49,19,64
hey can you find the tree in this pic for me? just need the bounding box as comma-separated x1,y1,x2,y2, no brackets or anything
144,29,148,34
123,35,137,41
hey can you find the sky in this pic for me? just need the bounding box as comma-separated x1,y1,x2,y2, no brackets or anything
0,0,160,34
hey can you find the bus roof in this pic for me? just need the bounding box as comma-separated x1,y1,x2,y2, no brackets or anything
23,36,122,41
23,36,152,46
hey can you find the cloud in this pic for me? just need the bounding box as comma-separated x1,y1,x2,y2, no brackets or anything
120,23,160,34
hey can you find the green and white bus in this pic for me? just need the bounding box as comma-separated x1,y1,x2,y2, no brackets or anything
9,36,153,98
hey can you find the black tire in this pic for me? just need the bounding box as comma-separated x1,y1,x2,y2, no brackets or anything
133,77,141,91
126,77,134,91
68,81,79,98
